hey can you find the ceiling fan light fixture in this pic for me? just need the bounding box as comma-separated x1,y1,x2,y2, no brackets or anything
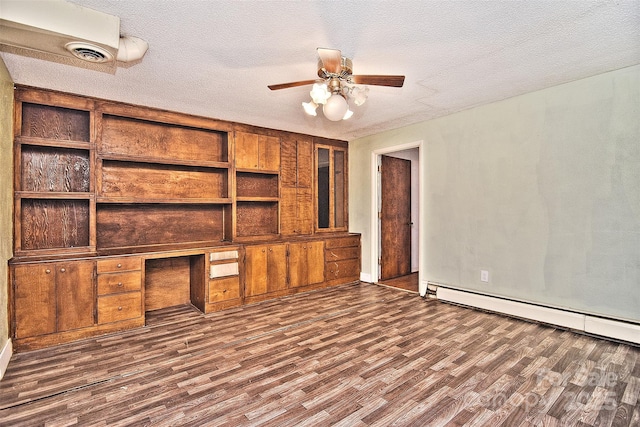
343,109,354,120
323,93,349,121
310,83,331,105
352,86,369,106
302,100,318,116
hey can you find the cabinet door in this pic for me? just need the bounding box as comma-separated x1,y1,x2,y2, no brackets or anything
266,244,287,292
281,136,313,236
307,241,325,285
289,241,324,288
259,135,280,171
236,132,260,169
56,260,95,332
281,188,312,236
13,264,57,338
245,245,268,296
288,242,308,288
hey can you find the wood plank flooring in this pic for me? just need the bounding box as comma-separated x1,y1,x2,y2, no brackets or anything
377,272,419,293
1,282,639,426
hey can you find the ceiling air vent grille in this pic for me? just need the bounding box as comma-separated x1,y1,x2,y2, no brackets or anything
65,42,113,63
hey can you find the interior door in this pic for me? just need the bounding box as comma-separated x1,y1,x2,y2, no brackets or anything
380,155,411,280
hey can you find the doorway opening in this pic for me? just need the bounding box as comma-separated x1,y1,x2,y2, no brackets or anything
370,142,423,295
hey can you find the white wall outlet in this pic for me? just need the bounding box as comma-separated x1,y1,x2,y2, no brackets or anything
481,270,489,283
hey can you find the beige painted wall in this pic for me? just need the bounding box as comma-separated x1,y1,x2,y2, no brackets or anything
0,57,14,359
350,65,640,322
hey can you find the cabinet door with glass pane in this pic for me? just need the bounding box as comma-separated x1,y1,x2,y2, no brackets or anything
315,143,348,232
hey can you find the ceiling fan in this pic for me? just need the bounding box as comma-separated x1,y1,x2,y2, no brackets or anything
268,48,405,121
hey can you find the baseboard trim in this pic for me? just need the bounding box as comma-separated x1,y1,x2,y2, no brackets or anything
0,339,12,381
360,272,372,283
435,286,639,345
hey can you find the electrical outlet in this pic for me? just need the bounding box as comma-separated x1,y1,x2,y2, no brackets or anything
481,270,489,283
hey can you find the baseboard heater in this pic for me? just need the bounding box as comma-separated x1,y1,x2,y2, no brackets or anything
431,284,640,345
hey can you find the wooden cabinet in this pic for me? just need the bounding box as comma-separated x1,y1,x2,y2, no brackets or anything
235,131,281,240
13,89,95,258
192,248,242,313
325,235,361,285
97,257,143,324
244,243,287,297
10,86,357,352
235,131,280,171
289,241,324,288
280,135,313,236
13,260,95,339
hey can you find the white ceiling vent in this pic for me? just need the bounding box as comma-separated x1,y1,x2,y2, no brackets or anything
65,42,114,63
0,0,147,66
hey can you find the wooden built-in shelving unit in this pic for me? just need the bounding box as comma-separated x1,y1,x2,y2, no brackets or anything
9,86,360,351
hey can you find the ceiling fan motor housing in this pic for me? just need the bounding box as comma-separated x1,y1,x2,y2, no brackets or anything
317,57,353,79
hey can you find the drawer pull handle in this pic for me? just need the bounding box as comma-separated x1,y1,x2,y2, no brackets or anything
118,306,123,311
117,263,122,268
60,268,66,273
45,269,51,274
117,282,123,287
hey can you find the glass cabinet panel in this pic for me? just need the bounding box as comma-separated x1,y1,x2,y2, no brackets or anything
316,144,347,231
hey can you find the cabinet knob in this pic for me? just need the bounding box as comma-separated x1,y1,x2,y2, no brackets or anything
60,268,66,273
45,269,51,274
262,249,265,253
117,282,123,287
117,263,122,268
118,306,123,311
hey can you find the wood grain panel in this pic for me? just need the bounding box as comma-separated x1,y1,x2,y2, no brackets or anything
208,276,240,302
259,135,281,171
235,202,278,237
280,136,297,187
96,204,224,249
97,292,142,324
100,115,227,162
56,260,95,332
12,264,56,338
244,245,268,296
97,271,142,295
235,132,260,169
266,243,287,292
21,103,90,142
236,172,278,198
21,146,90,192
99,160,228,199
21,199,90,250
144,257,192,311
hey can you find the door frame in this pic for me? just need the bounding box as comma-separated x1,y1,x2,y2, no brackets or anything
369,140,426,296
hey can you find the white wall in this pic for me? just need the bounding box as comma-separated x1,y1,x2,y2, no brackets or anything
350,65,640,322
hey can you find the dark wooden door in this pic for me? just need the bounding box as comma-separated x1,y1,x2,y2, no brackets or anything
380,155,411,280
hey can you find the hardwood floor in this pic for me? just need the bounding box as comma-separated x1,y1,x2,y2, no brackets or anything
378,272,419,293
1,282,639,426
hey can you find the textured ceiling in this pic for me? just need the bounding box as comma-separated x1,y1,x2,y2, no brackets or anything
1,0,639,140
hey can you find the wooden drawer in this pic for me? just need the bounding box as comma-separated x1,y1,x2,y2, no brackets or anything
326,259,360,280
325,236,360,249
209,276,241,302
209,262,239,279
97,257,141,273
98,292,142,324
325,246,360,261
97,271,142,295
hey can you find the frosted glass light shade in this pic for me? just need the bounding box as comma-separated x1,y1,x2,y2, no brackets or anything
310,83,331,105
323,94,348,121
302,101,318,116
